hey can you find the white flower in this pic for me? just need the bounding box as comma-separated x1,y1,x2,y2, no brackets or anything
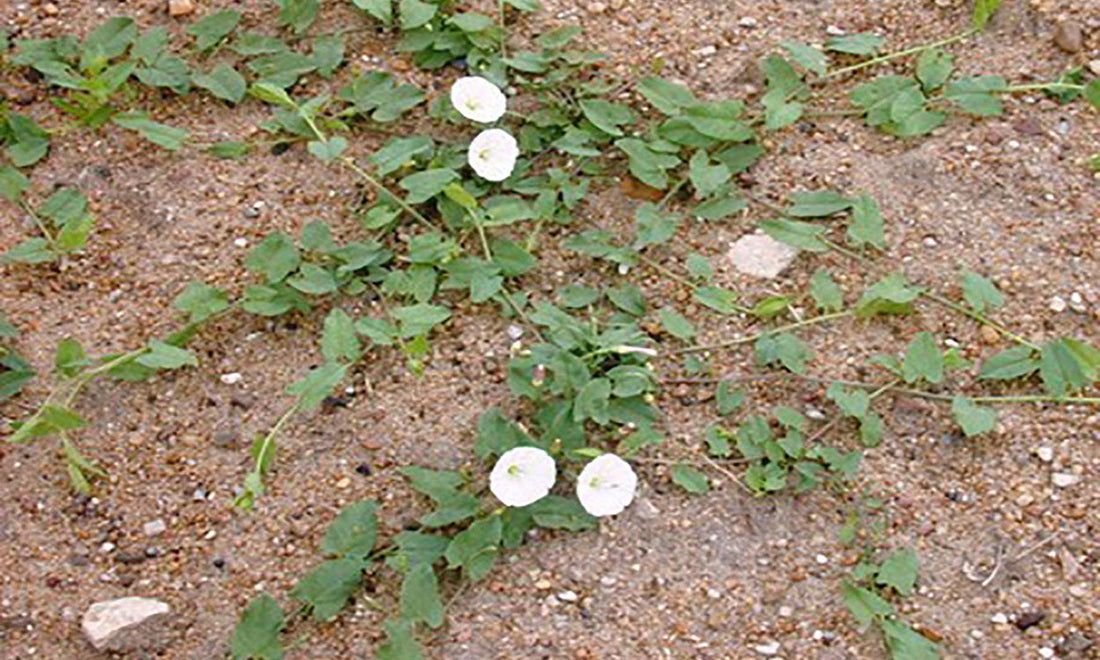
490,446,557,507
610,345,659,358
467,128,519,182
576,453,638,517
450,76,507,123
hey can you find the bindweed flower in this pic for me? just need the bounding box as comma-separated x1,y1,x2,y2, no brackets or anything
490,446,556,507
450,76,507,123
576,453,638,517
467,128,519,182
610,345,659,358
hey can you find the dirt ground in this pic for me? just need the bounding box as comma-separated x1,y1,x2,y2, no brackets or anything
1,0,1098,658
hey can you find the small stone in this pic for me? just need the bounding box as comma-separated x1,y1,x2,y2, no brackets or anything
1070,292,1086,313
534,579,552,590
1036,447,1053,462
815,554,828,564
1038,647,1055,659
99,542,116,554
991,613,1008,625
778,606,793,617
142,520,167,537
1068,583,1088,598
727,233,799,279
335,477,351,489
1049,296,1067,313
599,576,617,586
43,3,58,15
1015,611,1046,631
1053,21,1084,53
923,236,938,247
585,1,606,14
1052,472,1080,488
693,45,718,57
233,238,249,248
738,16,758,28
979,325,1000,345
507,325,524,340
754,641,781,656
1089,60,1100,77
1015,493,1034,507
706,588,721,599
81,597,172,652
220,373,243,385
825,25,845,36
806,408,826,421
167,0,194,17
557,590,579,602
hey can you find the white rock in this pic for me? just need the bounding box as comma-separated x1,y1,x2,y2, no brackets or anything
81,597,171,652
1052,472,1080,488
693,45,718,57
1049,296,1067,313
727,233,799,279
1039,648,1055,659
815,554,828,564
1036,447,1053,462
754,641,781,656
991,612,1008,624
219,372,243,385
142,520,167,537
99,542,115,554
233,238,249,248
738,16,758,27
557,590,579,602
778,606,793,617
1089,60,1100,76
825,25,845,35
167,0,194,16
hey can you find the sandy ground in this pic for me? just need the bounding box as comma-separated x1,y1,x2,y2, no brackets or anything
1,0,1098,658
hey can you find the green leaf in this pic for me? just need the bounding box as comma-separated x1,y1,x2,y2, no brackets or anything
1084,79,1100,111
876,547,919,596
187,10,240,50
54,338,89,377
855,274,924,316
979,346,1039,380
249,82,297,109
972,0,1004,29
400,563,444,628
134,53,192,93
765,101,804,130
132,27,168,64
321,500,378,559
136,340,197,370
1039,338,1098,396
0,165,29,202
672,464,709,494
841,581,894,629
574,378,612,425
788,190,853,217
291,558,362,621
882,619,940,660
400,169,459,204
579,99,634,137
399,0,437,29
755,332,810,373
287,263,337,295
826,382,870,420
688,150,731,198
781,40,826,76
809,269,844,311
759,218,828,252
231,594,284,660
637,77,696,115
6,114,50,167
322,309,361,364
193,64,247,103
277,0,319,33
944,75,1007,117
3,237,54,264
387,531,450,570
633,202,681,248
916,49,954,91
716,383,745,416
952,396,996,437
848,194,885,249
692,192,747,221
307,136,348,163
352,0,393,24
444,515,502,581
400,466,464,501
860,413,883,448
391,303,451,338
615,137,680,189
209,141,251,159
751,295,791,318
683,101,754,140
528,495,597,531
960,270,1004,314
112,113,188,150
693,285,742,314
286,362,348,411
81,16,136,65
825,32,883,55
312,34,344,77
246,233,300,283
705,423,732,457
657,308,695,340
902,332,943,384
174,282,229,323
371,136,433,177
376,618,423,660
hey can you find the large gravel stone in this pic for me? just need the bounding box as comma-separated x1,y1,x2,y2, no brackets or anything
82,597,172,652
727,233,799,279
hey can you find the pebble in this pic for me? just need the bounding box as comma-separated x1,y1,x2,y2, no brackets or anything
1036,447,1053,462
1089,60,1100,77
1069,292,1086,313
82,597,172,652
1039,648,1055,659
1052,472,1080,488
557,590,579,602
233,238,249,248
754,641,781,656
738,16,758,28
693,45,718,57
585,1,606,13
806,408,826,420
534,579,552,590
923,237,938,247
825,25,845,36
143,520,167,537
991,612,1008,624
706,588,721,599
1053,21,1084,53
815,554,828,564
507,325,524,340
728,233,799,279
778,606,793,617
979,326,1000,345
335,477,351,489
43,3,58,15
1049,296,1067,313
167,0,194,17
99,542,116,554
599,576,617,586
219,373,243,385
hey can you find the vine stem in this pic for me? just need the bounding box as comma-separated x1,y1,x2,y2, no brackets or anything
920,291,1040,350
825,28,978,79
806,379,898,444
674,311,852,355
341,157,436,231
467,210,537,330
1001,83,1085,93
19,199,56,247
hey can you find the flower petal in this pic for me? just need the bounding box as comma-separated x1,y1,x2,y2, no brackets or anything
468,128,519,182
450,76,507,123
576,454,638,517
490,446,556,507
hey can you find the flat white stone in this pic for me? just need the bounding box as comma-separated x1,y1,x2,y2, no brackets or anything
727,233,799,279
82,597,170,651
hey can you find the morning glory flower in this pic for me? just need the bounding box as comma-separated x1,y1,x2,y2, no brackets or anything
467,128,519,182
450,76,507,123
490,446,557,507
576,453,638,517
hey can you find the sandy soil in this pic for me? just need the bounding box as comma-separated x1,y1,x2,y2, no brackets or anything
1,0,1097,658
